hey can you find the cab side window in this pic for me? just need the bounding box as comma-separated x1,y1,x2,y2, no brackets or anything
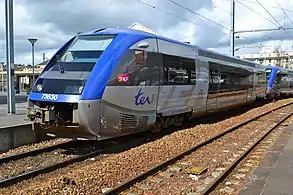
107,49,161,86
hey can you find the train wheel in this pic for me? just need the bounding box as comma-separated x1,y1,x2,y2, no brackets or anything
173,115,184,127
150,116,164,133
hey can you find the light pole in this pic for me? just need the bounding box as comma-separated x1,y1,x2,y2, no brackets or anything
286,53,290,69
230,0,235,56
5,0,15,114
28,38,37,87
0,62,4,92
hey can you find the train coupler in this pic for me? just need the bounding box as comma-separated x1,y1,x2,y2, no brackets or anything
26,107,56,124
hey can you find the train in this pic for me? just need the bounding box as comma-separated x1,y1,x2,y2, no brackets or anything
25,27,293,140
265,65,293,99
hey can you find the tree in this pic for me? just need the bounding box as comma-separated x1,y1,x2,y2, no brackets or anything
273,44,286,67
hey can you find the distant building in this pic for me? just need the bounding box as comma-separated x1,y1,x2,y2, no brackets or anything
16,61,47,90
0,60,47,92
237,51,293,69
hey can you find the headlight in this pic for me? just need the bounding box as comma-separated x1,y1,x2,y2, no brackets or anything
36,84,43,92
79,86,83,93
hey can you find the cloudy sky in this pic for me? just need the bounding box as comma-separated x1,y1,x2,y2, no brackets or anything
1,0,293,65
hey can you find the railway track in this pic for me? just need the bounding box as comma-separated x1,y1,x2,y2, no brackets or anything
0,100,270,190
0,140,101,188
0,99,289,193
102,102,293,195
0,133,150,188
202,112,293,194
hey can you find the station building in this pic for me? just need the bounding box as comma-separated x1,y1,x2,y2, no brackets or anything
237,51,293,69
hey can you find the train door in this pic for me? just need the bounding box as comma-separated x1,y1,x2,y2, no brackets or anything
275,72,285,93
156,39,199,116
246,69,254,102
206,62,219,112
189,59,209,114
288,72,293,94
252,70,263,100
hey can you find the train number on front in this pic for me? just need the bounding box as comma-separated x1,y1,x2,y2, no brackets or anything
41,93,58,101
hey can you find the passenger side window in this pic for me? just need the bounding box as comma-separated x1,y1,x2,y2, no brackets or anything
219,65,250,91
163,54,196,85
281,74,288,84
208,62,220,92
108,49,161,86
209,63,250,92
276,74,286,84
257,72,266,85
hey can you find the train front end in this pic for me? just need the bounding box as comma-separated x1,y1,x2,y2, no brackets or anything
26,32,118,139
265,66,281,99
26,28,158,140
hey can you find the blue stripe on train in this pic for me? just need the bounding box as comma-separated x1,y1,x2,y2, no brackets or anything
29,92,80,103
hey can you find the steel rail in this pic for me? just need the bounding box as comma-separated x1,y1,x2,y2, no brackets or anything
0,132,134,165
103,102,293,195
0,140,78,164
0,134,148,188
0,149,103,188
0,99,270,166
202,111,293,194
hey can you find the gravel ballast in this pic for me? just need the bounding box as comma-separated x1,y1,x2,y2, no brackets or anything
0,138,72,159
123,104,293,194
0,99,292,194
0,148,78,181
212,117,293,195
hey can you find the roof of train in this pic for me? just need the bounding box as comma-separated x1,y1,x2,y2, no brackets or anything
266,65,293,74
81,27,265,69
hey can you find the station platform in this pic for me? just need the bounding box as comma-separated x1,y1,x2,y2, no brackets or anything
240,123,293,195
0,92,27,105
0,102,30,127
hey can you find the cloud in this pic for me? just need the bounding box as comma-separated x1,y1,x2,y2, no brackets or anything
1,0,293,65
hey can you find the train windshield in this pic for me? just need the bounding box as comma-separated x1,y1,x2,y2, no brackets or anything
58,35,115,63
266,69,272,80
33,35,116,95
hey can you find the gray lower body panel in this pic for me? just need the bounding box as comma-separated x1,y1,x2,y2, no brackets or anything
99,100,156,137
77,100,101,136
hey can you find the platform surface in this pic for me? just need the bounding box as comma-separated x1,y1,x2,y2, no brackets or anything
0,92,27,104
0,102,30,127
240,123,293,195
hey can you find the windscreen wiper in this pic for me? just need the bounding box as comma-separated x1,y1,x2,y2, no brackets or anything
59,62,64,73
56,55,64,73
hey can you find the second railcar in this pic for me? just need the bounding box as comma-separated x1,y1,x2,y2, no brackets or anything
266,66,293,98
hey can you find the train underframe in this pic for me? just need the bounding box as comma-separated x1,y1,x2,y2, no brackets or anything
26,95,270,140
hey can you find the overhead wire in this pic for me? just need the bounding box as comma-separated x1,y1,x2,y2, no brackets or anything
255,0,293,39
275,0,293,27
136,0,260,48
213,1,242,22
236,0,279,27
164,0,256,44
255,0,282,27
213,0,272,47
134,0,221,32
167,0,229,31
237,0,293,13
135,0,263,47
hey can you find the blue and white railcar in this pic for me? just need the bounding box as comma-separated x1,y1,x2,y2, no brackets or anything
266,66,293,98
26,28,267,139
